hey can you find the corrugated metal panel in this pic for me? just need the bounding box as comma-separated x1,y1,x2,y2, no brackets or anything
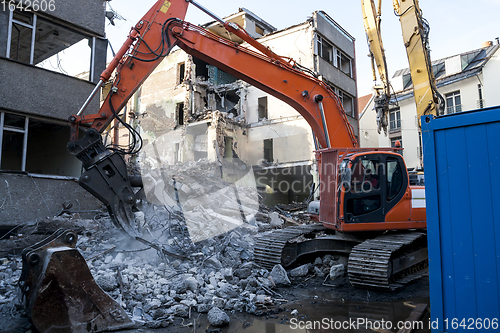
422,106,500,332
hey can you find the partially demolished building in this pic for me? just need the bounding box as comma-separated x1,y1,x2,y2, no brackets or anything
123,8,358,205
0,1,107,224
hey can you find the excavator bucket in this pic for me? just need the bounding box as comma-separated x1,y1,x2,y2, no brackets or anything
18,229,134,333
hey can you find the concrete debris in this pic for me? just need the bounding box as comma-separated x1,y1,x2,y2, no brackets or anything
291,309,299,316
269,265,291,286
207,306,230,327
329,264,346,281
289,264,310,277
269,212,284,228
0,194,354,328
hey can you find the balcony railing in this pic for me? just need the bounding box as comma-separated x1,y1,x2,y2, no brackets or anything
477,99,485,109
446,104,462,114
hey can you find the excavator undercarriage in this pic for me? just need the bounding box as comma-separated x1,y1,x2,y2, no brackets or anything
255,226,428,290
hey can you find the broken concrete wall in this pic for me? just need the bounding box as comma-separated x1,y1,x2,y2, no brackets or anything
135,49,190,138
0,173,101,226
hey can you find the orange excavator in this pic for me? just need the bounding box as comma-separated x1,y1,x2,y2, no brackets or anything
19,0,428,331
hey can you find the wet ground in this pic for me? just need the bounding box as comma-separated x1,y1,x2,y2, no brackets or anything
118,275,430,333
0,275,429,333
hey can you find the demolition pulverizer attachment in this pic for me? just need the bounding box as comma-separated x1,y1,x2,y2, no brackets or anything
18,229,134,333
68,129,141,238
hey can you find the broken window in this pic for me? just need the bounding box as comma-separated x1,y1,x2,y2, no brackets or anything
224,137,233,159
339,52,351,76
7,10,95,79
255,24,265,36
207,65,237,85
258,96,268,120
0,113,27,171
0,112,81,176
178,62,185,84
316,34,333,64
176,102,184,126
193,57,209,80
263,139,273,163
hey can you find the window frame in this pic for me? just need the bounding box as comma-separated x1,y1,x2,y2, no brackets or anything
0,112,29,171
389,109,401,132
445,91,462,114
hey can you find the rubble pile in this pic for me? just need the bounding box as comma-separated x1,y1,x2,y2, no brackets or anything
0,161,348,330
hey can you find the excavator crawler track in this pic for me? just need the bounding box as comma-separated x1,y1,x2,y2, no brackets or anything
348,232,428,290
254,224,327,270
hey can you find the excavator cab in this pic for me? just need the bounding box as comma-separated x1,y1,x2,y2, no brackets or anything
341,151,407,225
314,148,424,233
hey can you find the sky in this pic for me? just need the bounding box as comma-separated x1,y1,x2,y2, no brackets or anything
103,0,500,98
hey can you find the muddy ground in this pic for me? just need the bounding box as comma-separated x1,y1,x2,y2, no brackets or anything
0,257,430,333
0,209,430,333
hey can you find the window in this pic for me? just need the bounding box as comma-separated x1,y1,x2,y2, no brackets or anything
7,10,96,79
389,109,401,131
461,51,481,70
255,24,264,36
336,89,353,117
387,158,403,200
402,73,413,90
0,113,28,171
445,91,462,114
391,137,402,147
391,136,403,155
176,102,184,126
224,137,234,159
0,112,80,176
258,96,268,120
339,52,352,76
477,84,484,109
178,63,185,84
316,35,333,63
263,139,273,163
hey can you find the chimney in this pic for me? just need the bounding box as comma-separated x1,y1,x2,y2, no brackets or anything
496,37,500,45
481,41,493,48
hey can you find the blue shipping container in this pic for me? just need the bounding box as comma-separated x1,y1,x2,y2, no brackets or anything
422,106,500,332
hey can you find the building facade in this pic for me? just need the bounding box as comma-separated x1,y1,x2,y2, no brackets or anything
126,8,358,205
359,42,500,170
0,1,107,224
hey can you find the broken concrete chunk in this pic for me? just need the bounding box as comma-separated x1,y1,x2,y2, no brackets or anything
185,277,198,292
289,264,309,277
206,257,223,269
207,307,230,327
269,212,284,228
313,266,325,278
95,273,118,292
269,264,290,286
313,257,323,266
329,264,345,280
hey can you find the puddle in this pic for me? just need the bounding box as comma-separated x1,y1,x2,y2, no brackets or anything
121,296,430,333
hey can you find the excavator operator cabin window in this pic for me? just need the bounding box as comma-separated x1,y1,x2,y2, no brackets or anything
345,157,382,217
387,157,403,200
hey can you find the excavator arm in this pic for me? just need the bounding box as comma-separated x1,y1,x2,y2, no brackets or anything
393,0,444,119
66,0,357,237
362,0,444,134
362,0,391,134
